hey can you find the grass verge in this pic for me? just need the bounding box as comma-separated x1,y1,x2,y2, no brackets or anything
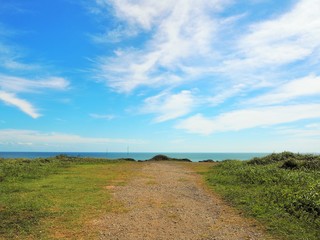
0,156,138,239
205,152,320,240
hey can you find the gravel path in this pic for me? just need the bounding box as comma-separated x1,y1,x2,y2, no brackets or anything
96,162,274,240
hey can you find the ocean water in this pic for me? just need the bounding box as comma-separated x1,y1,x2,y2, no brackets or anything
0,152,270,162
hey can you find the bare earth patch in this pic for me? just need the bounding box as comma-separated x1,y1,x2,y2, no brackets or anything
95,162,275,240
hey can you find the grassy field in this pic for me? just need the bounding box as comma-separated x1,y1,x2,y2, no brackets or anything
2,152,319,239
0,155,138,239
205,152,320,240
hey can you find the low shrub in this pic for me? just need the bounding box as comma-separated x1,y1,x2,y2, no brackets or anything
281,159,300,169
248,152,320,171
147,155,191,162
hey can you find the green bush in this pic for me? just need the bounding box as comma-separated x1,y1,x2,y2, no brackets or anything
249,151,297,165
248,152,320,171
281,159,300,169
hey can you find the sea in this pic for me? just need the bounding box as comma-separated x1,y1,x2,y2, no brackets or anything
0,152,270,162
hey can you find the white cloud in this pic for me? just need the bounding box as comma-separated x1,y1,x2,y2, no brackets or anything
275,122,320,139
0,75,69,93
277,127,320,138
177,104,320,135
90,113,115,120
229,0,320,69
0,75,69,118
17,142,33,146
105,0,176,30
176,114,215,135
207,83,246,106
94,0,226,92
100,0,228,30
0,129,145,147
91,25,138,43
0,29,39,71
93,0,320,108
212,0,320,107
91,0,320,135
142,90,195,122
248,74,320,105
0,91,40,118
305,123,320,129
0,21,70,118
2,60,39,71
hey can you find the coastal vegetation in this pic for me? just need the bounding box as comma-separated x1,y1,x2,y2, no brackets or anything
147,154,192,162
0,155,138,239
1,152,319,239
206,152,320,240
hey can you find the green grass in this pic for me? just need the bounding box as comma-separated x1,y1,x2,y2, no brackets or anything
3,152,319,239
205,152,320,240
0,156,138,239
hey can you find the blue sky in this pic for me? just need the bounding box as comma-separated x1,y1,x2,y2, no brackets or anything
0,0,320,152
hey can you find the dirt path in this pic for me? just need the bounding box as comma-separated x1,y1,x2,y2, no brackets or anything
96,162,274,240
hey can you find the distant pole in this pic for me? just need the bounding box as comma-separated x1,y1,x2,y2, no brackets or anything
127,145,129,156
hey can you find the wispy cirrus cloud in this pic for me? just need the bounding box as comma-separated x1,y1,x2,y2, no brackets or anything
0,21,70,118
91,0,320,137
207,83,246,106
142,90,195,122
0,129,145,150
0,75,69,93
0,91,40,118
92,0,320,96
0,26,39,72
0,75,69,118
177,104,320,135
89,113,115,120
176,0,320,136
93,0,228,92
213,0,320,106
247,74,320,106
277,124,320,138
225,0,320,71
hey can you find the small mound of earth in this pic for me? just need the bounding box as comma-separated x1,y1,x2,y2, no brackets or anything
147,154,191,162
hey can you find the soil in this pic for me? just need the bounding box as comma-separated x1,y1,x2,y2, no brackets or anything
95,162,275,240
